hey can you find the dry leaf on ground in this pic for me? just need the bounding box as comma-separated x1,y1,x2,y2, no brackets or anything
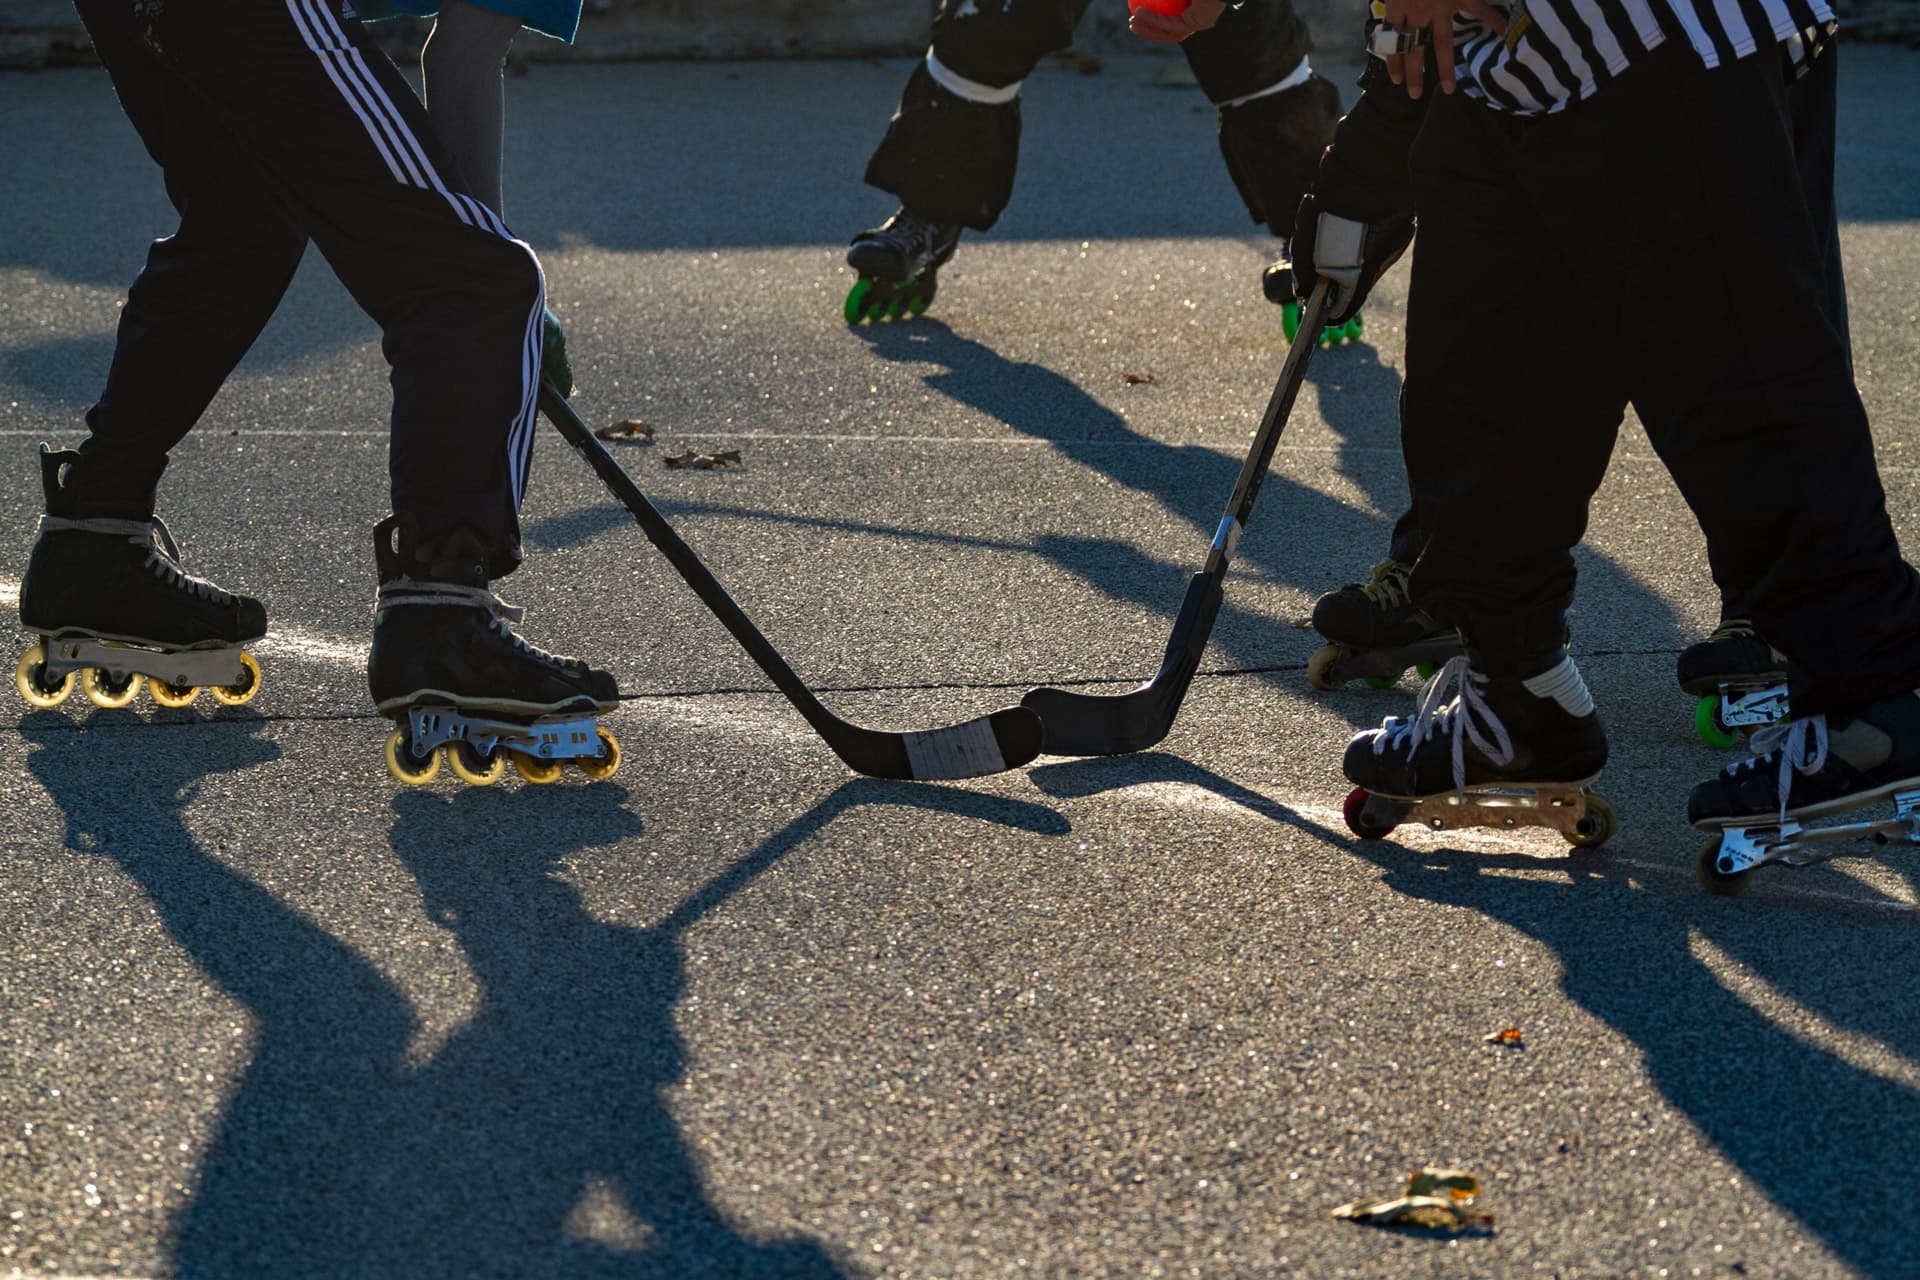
595,419,655,442
1122,372,1160,385
1484,1027,1524,1046
664,449,742,470
1332,1168,1494,1234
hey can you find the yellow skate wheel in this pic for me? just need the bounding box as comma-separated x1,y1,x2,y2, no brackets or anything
15,645,74,708
512,752,565,785
81,665,142,709
385,728,442,786
209,651,262,707
149,679,201,709
1566,791,1617,849
574,726,621,781
446,740,507,787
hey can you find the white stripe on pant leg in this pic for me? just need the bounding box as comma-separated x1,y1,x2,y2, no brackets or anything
299,0,483,228
508,271,544,504
291,0,445,199
282,0,410,184
303,0,547,511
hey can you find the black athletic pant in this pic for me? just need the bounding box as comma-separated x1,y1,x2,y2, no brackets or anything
1383,40,1850,604
70,0,545,579
864,0,1314,231
1402,40,1920,717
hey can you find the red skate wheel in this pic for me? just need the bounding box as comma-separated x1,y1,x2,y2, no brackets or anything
1342,786,1396,839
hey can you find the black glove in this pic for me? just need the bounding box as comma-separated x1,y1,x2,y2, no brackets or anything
1281,50,1431,323
1286,194,1415,326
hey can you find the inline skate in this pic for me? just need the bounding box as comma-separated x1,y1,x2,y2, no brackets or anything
1691,691,1920,895
15,445,264,712
1679,618,1789,748
1341,652,1617,849
368,516,621,787
1306,557,1460,691
844,207,961,323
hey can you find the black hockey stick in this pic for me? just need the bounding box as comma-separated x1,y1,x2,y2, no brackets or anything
1021,279,1333,755
540,384,1042,780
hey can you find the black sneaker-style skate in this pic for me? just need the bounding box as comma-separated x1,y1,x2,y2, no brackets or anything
15,445,266,712
367,516,621,787
1340,651,1616,848
1689,691,1920,894
1678,618,1789,748
1306,558,1461,691
844,207,962,323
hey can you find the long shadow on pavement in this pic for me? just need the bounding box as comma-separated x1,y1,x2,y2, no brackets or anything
1343,837,1920,1278
20,722,1063,1278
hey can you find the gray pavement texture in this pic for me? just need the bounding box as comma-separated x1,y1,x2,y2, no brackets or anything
2,45,1920,1280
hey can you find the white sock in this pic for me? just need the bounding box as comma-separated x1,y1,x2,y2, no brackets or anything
1522,655,1595,717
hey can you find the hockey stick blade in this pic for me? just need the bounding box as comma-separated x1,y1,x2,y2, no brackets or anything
1019,280,1333,756
1023,570,1222,755
539,384,1042,780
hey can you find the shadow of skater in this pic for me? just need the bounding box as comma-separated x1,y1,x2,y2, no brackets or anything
1341,837,1920,1277
44,748,1063,1278
852,320,1385,672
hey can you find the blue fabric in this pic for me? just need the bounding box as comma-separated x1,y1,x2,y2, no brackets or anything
351,0,581,45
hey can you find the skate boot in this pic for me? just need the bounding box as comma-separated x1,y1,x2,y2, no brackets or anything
1263,258,1365,347
1306,558,1461,691
367,515,622,787
844,207,962,323
15,445,266,712
1678,618,1789,748
1689,690,1920,895
1341,650,1616,848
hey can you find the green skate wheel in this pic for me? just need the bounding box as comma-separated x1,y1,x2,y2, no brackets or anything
1281,301,1301,343
1414,661,1437,681
1363,673,1400,690
1694,694,1739,749
843,278,874,325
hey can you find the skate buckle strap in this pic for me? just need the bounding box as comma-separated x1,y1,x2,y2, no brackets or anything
1734,715,1830,823
375,577,525,624
1372,654,1515,795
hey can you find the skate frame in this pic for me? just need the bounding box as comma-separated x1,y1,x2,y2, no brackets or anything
538,384,1041,781
39,635,247,690
406,707,604,763
1706,788,1920,877
1719,681,1789,730
1362,786,1604,841
1021,281,1334,755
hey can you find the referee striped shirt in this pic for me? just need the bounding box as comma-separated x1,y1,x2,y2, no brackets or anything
1382,0,1836,115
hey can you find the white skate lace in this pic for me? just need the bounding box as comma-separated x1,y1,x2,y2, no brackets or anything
374,578,585,671
1369,654,1515,794
40,513,235,605
1728,715,1829,822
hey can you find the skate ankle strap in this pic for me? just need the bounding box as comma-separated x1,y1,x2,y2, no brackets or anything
41,513,159,543
375,576,524,623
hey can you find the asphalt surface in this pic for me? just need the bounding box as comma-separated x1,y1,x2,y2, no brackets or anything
3,44,1919,1280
